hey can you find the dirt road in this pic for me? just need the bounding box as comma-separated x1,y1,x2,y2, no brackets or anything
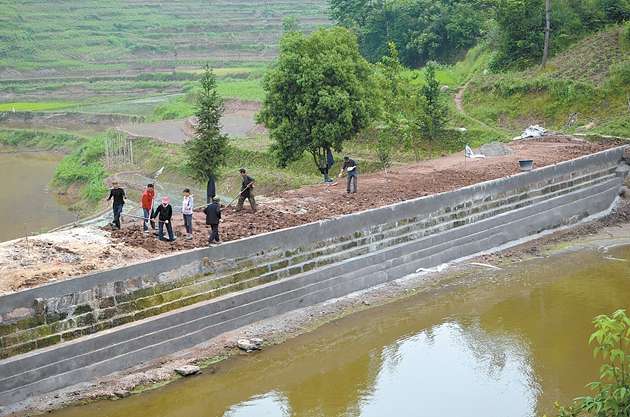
0,136,620,294
117,100,264,143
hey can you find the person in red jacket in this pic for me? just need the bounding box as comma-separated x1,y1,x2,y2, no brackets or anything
141,183,155,232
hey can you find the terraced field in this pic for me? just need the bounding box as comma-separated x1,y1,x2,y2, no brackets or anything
0,0,328,78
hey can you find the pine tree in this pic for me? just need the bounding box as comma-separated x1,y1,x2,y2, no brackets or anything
185,65,229,202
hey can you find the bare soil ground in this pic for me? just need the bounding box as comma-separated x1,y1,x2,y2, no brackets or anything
117,100,264,143
0,136,620,295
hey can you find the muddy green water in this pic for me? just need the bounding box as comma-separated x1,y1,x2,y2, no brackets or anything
52,246,630,417
1,152,75,242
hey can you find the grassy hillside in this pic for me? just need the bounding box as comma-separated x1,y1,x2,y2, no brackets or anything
0,0,328,109
0,0,328,77
463,25,630,137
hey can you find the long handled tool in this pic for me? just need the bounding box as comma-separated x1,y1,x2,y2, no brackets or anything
226,183,253,208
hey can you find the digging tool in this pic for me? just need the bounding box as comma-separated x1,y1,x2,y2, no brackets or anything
121,213,171,224
226,183,253,208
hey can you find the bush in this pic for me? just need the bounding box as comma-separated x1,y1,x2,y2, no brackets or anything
552,310,630,417
53,135,108,202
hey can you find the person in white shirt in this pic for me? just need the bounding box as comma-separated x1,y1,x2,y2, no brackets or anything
182,188,194,240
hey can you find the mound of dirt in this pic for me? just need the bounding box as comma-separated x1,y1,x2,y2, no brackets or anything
1,136,621,294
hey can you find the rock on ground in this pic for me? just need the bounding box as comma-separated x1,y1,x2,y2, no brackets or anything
237,338,263,352
479,141,513,157
174,365,201,376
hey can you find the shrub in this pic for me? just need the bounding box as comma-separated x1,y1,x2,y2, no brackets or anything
552,310,630,417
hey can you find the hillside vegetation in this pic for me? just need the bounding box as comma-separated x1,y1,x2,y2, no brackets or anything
463,25,630,137
0,0,328,77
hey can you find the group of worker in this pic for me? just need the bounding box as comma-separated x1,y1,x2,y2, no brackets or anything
107,157,358,245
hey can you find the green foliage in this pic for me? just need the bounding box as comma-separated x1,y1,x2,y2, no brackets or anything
185,66,229,183
415,62,449,156
466,25,630,137
553,310,630,417
490,0,630,71
376,43,413,168
0,129,81,151
53,135,108,202
0,0,329,74
258,27,378,172
0,102,77,112
282,16,300,33
329,0,487,67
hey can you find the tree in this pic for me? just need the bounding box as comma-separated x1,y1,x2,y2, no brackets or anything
185,65,229,203
282,16,299,33
258,27,378,175
376,42,412,171
329,0,486,67
542,0,551,67
553,310,630,417
490,0,545,70
415,62,448,158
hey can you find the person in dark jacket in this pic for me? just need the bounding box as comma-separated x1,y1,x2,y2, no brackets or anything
107,181,126,229
236,168,256,212
339,156,358,193
204,197,222,244
152,196,175,242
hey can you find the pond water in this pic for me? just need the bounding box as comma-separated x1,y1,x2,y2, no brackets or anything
0,151,75,242
51,246,630,417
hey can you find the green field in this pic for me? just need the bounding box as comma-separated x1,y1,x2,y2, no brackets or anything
0,101,78,111
0,0,328,76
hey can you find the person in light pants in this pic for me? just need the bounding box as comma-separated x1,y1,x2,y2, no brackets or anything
182,188,194,240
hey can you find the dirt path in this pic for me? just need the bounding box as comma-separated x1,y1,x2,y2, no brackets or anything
117,100,265,143
0,136,620,294
454,81,507,134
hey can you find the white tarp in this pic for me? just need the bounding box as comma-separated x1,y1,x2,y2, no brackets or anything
520,125,547,139
465,144,485,159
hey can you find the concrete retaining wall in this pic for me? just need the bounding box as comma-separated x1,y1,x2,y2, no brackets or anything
0,146,627,405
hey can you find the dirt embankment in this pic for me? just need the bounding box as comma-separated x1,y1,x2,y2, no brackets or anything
0,136,622,294
111,136,619,253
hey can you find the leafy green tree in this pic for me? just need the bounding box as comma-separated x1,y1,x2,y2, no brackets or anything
376,42,412,170
490,0,545,70
329,0,486,67
258,27,378,174
185,65,229,202
415,62,448,158
553,310,630,417
282,16,299,33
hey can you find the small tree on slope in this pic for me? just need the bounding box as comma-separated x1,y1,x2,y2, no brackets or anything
416,62,448,158
185,65,229,202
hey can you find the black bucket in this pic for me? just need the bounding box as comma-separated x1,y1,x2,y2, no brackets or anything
519,159,534,171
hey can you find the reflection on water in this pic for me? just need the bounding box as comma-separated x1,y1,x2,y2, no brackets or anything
1,152,75,242
51,246,630,417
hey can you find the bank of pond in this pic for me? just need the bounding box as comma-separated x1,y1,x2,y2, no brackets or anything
50,245,630,417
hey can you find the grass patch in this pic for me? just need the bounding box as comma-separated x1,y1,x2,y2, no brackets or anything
150,77,265,121
0,101,79,111
53,134,109,207
0,129,84,151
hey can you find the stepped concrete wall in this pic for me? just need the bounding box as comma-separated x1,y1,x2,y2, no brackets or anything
0,146,627,405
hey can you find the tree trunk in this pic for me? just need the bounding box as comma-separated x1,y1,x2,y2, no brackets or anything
542,0,551,68
206,175,216,203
